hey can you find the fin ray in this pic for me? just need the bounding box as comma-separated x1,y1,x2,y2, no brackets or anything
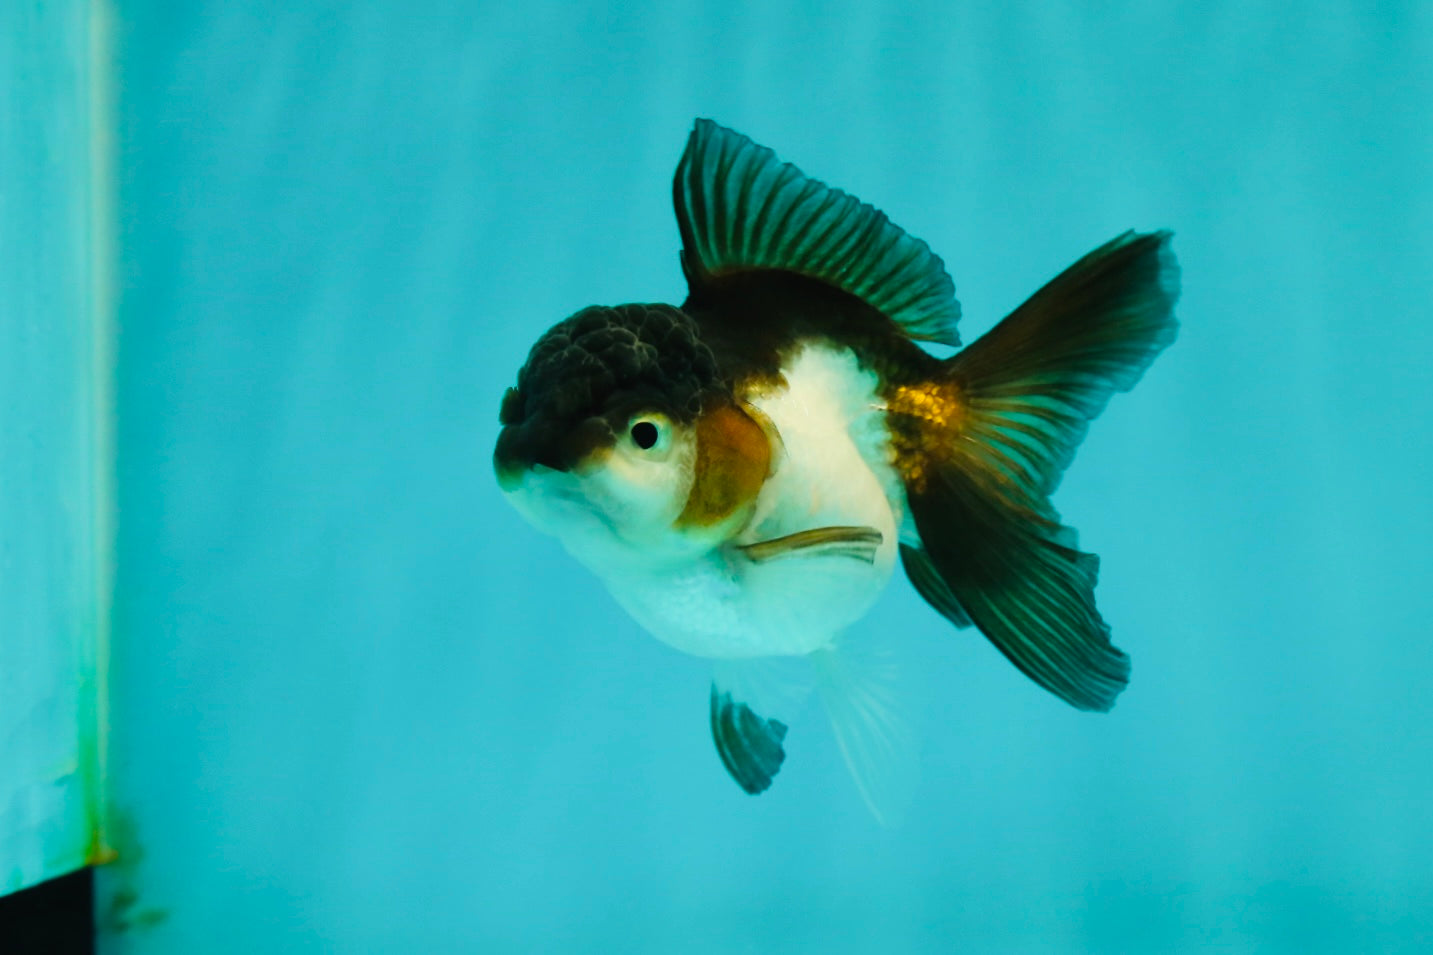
813,634,919,827
899,544,973,629
900,231,1179,711
675,119,962,346
710,685,789,795
951,231,1179,504
739,526,884,564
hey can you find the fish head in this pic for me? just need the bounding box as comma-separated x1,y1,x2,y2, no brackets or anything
494,304,768,570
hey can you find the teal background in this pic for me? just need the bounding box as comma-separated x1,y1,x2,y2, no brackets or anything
100,3,1432,952
1,0,107,897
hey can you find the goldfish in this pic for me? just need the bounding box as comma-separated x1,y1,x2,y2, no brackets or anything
493,119,1179,821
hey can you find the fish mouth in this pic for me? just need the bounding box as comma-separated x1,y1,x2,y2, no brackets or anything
494,411,618,485
493,419,590,505
498,459,612,542
493,421,566,491
494,453,528,493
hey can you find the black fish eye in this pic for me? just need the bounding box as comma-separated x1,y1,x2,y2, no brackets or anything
630,421,659,450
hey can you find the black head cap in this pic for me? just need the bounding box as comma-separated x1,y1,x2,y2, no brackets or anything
495,303,720,476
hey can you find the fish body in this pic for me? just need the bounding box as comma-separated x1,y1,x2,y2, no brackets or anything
494,120,1179,818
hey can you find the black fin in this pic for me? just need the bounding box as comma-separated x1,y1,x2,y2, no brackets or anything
903,231,1179,711
944,231,1179,503
899,544,973,629
740,526,883,564
710,685,788,795
910,475,1129,710
674,119,962,346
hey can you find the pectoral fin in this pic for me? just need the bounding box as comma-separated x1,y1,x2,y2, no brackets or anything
739,526,883,564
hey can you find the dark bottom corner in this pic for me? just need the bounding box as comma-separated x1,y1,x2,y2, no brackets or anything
0,867,95,955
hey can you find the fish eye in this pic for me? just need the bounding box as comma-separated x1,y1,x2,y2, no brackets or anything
631,421,659,449
626,415,670,454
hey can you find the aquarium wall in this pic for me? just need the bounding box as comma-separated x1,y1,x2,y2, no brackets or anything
5,1,1432,951
0,0,111,898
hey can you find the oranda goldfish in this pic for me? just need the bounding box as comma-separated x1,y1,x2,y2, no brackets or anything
494,119,1179,821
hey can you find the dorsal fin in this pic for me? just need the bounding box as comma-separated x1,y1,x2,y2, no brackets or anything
673,119,962,347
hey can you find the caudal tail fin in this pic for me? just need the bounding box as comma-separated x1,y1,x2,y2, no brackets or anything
897,231,1180,711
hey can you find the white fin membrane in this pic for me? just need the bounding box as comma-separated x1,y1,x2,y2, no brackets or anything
812,631,920,827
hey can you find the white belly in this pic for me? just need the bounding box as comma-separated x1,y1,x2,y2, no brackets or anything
605,344,904,659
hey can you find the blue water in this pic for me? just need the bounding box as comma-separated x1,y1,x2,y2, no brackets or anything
100,3,1433,952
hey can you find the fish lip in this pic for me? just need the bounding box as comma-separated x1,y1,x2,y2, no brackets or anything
494,462,524,492
494,411,618,481
493,444,530,492
498,460,583,502
493,421,568,489
500,462,612,541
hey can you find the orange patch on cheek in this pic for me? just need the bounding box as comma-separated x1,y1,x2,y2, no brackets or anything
676,403,772,528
